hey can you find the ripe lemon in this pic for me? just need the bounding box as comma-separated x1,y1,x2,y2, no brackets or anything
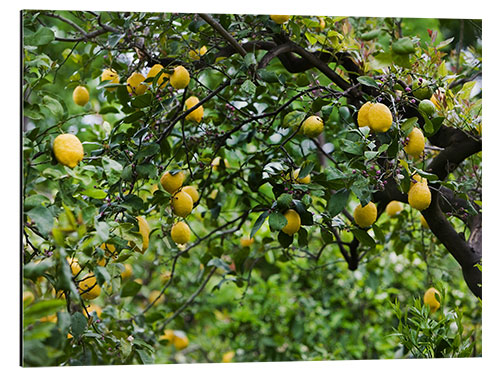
189,46,207,60
73,85,89,106
357,102,374,128
66,257,82,276
408,182,431,211
282,209,301,235
240,236,254,247
160,329,175,342
121,263,133,279
147,64,169,89
100,243,117,258
136,216,150,253
171,221,191,244
160,170,185,194
367,103,392,132
423,287,441,312
148,290,165,306
170,66,190,90
385,201,403,217
353,201,377,228
126,72,147,95
211,157,230,171
410,173,427,188
79,274,101,300
181,185,199,203
270,15,290,24
302,115,324,137
172,191,193,217
86,303,102,318
53,133,84,168
173,333,189,350
292,169,311,184
222,351,235,363
185,96,204,123
101,68,119,91
420,215,429,229
404,127,426,158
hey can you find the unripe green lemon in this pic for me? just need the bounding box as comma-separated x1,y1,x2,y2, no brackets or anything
170,66,190,90
53,134,84,168
412,81,433,100
127,72,147,95
185,96,204,123
101,69,120,91
367,103,393,132
353,201,377,228
404,127,426,157
282,209,301,235
181,185,199,203
408,182,431,211
292,169,311,184
270,15,290,24
357,102,374,128
160,171,185,194
171,221,191,244
423,287,441,312
73,85,89,106
172,191,193,217
418,99,436,116
79,274,101,300
147,64,169,89
302,115,324,138
385,201,403,217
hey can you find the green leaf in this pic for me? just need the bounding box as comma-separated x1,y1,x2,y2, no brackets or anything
27,205,54,237
102,156,123,185
23,259,54,281
360,29,381,41
123,110,145,123
207,258,231,272
42,95,64,119
371,52,393,70
392,37,415,54
137,349,153,364
325,167,346,181
120,280,142,298
24,299,66,326
99,106,120,114
278,231,294,248
357,76,379,88
327,189,350,217
71,312,87,337
131,93,153,108
269,212,287,231
81,188,107,199
400,117,419,135
25,27,55,46
298,161,315,179
276,193,293,209
250,211,270,238
351,228,376,248
241,80,257,97
297,227,308,247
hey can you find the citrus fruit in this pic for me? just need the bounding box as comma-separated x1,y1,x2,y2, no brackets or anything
100,243,116,258
126,72,147,95
418,99,436,116
385,201,403,217
185,96,204,123
23,291,34,305
121,263,133,279
211,157,230,171
160,170,185,194
412,80,433,100
172,191,193,217
367,103,393,132
408,182,431,211
282,209,301,235
73,85,89,106
404,127,426,157
170,66,190,89
222,351,235,363
146,64,169,88
148,290,165,306
160,329,175,342
423,287,441,312
101,68,119,91
410,173,427,188
173,332,189,350
357,102,374,128
302,115,324,138
53,133,84,168
79,274,101,300
181,185,199,203
270,15,290,24
292,169,311,184
240,236,255,247
86,303,102,318
171,221,191,244
66,257,82,276
354,202,377,228
189,45,207,60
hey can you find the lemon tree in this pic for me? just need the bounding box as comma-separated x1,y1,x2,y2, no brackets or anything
22,11,482,366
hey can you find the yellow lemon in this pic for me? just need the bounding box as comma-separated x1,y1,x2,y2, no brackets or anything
100,68,119,91
53,133,84,168
385,201,403,217
121,263,133,279
222,351,235,363
79,274,101,300
181,185,199,203
302,115,324,138
408,182,432,211
353,202,377,228
172,191,193,217
160,171,185,194
171,221,191,244
126,72,147,95
73,85,89,106
100,243,116,258
23,291,35,305
318,17,326,30
189,46,207,60
357,102,374,128
282,209,301,235
173,333,189,350
136,216,150,253
292,169,311,184
185,96,204,123
160,271,172,283
240,236,254,247
405,127,426,157
423,287,441,313
85,303,102,318
147,64,169,88
170,66,190,90
211,157,230,171
148,290,165,306
367,103,393,132
420,215,429,229
66,257,82,276
410,173,427,188
40,313,58,323
270,15,290,24
160,329,175,342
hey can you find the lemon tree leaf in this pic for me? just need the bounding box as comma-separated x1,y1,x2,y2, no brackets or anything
351,228,376,248
71,312,88,337
278,231,293,248
327,189,350,217
102,156,123,185
250,211,270,238
269,212,287,231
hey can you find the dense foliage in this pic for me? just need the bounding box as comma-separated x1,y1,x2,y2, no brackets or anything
22,11,482,366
